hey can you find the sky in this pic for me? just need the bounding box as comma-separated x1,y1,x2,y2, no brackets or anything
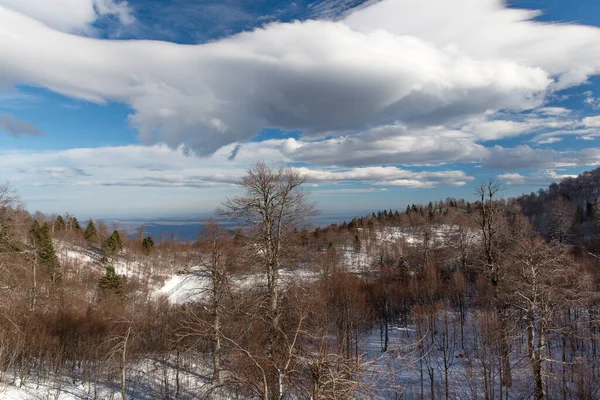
1,0,600,219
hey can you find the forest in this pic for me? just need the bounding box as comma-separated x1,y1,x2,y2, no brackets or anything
1,163,600,399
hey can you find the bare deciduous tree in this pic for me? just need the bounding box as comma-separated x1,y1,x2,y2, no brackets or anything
474,180,504,286
502,238,592,400
197,221,234,384
547,197,575,243
218,162,316,398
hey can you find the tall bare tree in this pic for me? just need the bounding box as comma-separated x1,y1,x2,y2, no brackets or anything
502,238,592,400
0,183,21,254
547,197,575,243
474,180,515,390
197,221,234,384
475,180,504,286
219,162,316,398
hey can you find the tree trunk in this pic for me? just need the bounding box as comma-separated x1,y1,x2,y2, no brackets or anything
120,326,131,400
213,304,221,384
528,314,545,400
175,349,180,400
562,332,567,400
31,256,37,312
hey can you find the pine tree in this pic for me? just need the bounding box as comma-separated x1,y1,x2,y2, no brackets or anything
141,236,154,255
29,221,61,284
113,230,123,250
102,230,123,262
54,215,66,232
84,219,97,242
70,217,80,230
98,265,123,298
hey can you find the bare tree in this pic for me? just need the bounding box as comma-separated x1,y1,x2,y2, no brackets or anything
475,180,504,287
474,180,515,390
196,221,234,384
547,197,575,243
218,162,316,398
0,183,21,254
501,238,592,400
105,315,137,400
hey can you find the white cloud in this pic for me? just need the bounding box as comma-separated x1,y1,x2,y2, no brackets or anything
459,115,578,141
1,145,474,190
583,116,600,127
0,0,134,34
484,145,566,169
18,167,88,179
297,166,474,187
3,142,600,216
1,0,600,216
344,0,600,89
0,145,480,215
315,188,389,195
534,107,572,116
498,170,577,186
585,94,600,109
564,148,600,166
4,0,599,156
279,124,488,166
537,137,563,144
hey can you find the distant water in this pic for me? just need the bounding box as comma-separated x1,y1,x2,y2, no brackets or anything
124,213,358,243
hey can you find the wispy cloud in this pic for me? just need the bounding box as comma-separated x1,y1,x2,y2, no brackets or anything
498,170,577,186
17,167,89,178
0,114,44,137
584,91,600,109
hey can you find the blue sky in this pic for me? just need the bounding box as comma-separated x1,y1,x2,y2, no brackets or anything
1,0,600,219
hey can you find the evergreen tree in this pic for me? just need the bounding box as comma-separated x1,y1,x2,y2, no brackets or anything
98,265,123,298
348,218,358,231
141,236,154,255
29,221,61,284
353,235,361,252
70,217,80,230
84,219,97,242
54,215,66,232
114,230,123,249
102,230,123,262
29,220,42,244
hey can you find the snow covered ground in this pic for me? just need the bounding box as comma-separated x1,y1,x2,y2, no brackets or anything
377,225,479,248
154,267,318,305
0,356,225,400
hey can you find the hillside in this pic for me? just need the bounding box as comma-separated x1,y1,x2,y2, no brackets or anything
1,166,600,399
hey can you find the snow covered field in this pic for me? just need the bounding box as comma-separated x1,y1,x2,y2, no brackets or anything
0,356,225,400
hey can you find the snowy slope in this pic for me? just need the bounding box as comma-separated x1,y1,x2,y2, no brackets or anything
154,267,318,305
